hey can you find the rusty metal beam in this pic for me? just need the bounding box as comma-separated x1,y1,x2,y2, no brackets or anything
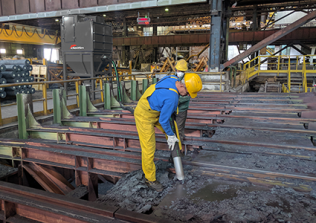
1,137,316,190
224,10,316,68
0,181,171,223
111,27,316,47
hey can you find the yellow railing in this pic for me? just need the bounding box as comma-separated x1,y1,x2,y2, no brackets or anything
240,55,316,93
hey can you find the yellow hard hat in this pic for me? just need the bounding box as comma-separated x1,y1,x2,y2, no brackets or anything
184,73,202,98
175,59,188,71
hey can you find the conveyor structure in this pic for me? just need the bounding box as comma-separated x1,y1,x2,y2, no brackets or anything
1,86,316,222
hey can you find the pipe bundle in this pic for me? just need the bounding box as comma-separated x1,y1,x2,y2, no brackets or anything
0,60,35,98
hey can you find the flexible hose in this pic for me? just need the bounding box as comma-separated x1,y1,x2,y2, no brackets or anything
112,61,122,103
112,60,134,114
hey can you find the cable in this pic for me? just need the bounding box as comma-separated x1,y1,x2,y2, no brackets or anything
0,25,58,41
111,60,135,114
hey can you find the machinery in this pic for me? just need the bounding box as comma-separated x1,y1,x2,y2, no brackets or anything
61,15,113,99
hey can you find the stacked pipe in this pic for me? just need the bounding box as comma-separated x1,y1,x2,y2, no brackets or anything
0,60,35,97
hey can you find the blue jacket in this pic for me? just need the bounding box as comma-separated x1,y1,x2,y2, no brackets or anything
147,76,179,135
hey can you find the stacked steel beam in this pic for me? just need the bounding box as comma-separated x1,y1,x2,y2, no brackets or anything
0,59,35,98
1,91,316,222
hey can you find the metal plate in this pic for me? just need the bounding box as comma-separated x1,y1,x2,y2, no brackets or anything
15,0,30,14
45,0,61,11
30,0,45,13
62,0,79,9
1,0,15,16
79,0,98,7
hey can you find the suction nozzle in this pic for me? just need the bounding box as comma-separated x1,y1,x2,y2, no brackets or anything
173,156,184,180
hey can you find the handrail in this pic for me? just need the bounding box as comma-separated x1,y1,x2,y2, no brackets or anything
0,75,145,126
240,54,316,93
0,71,226,127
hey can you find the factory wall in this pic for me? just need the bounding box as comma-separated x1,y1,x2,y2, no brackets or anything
0,42,44,59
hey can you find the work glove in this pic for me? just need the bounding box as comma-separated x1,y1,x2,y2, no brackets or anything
167,135,179,151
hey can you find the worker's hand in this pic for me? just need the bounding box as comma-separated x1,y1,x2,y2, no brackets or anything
167,135,179,151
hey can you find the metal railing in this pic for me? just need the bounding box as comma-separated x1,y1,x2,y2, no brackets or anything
0,72,149,126
240,55,316,93
0,71,226,127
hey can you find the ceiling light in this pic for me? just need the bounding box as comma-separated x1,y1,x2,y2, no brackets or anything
103,14,106,17
165,8,169,12
55,19,59,22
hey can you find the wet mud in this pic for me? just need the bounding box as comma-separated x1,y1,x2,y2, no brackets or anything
98,113,316,222
97,161,316,222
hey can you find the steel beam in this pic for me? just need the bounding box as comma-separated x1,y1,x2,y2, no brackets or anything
0,181,171,223
208,0,224,71
0,136,315,191
111,27,316,47
19,103,316,153
224,10,316,68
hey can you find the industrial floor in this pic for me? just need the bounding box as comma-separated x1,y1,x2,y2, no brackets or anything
1,91,316,222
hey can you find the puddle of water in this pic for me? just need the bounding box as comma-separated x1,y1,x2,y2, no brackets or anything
192,182,268,202
153,180,270,217
153,184,188,217
191,182,237,202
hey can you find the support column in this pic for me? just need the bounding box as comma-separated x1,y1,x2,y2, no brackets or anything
209,0,225,71
121,17,129,66
251,6,258,60
223,2,230,62
122,17,128,37
153,47,158,63
252,6,258,31
122,46,130,66
153,25,158,63
153,24,157,36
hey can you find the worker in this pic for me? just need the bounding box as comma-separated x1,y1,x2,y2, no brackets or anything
174,59,192,147
134,73,202,192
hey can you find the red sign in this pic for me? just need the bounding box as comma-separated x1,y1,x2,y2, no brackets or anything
137,17,150,25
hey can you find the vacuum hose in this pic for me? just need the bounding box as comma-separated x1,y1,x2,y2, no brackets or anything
171,118,185,181
112,61,122,103
112,61,134,115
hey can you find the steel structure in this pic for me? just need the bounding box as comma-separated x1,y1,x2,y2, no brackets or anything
112,27,316,47
0,181,172,222
0,0,207,22
224,10,316,67
1,90,316,221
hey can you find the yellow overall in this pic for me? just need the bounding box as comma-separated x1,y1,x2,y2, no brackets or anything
134,80,178,181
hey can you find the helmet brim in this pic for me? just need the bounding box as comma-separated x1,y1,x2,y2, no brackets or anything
190,92,198,98
176,68,188,72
